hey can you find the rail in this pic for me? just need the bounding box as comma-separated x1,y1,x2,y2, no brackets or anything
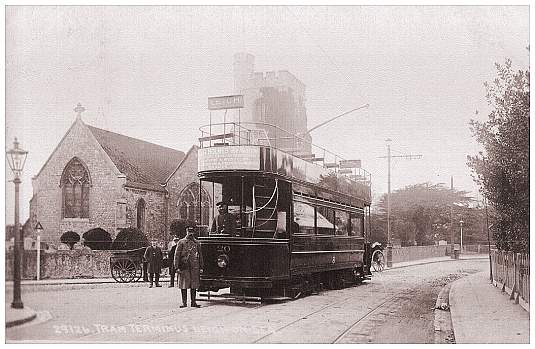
491,249,529,312
199,121,371,183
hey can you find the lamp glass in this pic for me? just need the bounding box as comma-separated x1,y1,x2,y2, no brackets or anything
6,139,28,176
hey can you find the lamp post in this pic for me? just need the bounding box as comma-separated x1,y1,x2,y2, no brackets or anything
35,222,43,280
6,137,28,309
459,219,464,255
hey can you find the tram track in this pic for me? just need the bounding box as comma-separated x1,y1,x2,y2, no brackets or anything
251,283,401,343
331,288,414,343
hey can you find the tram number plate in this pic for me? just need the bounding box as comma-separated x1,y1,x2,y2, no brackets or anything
332,255,336,264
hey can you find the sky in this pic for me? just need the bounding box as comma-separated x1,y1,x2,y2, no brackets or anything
5,5,530,224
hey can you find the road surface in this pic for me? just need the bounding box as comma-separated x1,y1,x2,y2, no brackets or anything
6,259,487,343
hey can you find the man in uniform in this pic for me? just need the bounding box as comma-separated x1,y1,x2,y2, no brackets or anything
210,201,236,235
174,225,203,308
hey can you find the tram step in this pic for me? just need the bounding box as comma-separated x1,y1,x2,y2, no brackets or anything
256,218,277,221
253,229,275,233
255,195,273,199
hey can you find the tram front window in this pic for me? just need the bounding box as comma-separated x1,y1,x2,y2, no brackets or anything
201,176,290,239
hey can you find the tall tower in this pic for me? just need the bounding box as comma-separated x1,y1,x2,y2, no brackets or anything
233,52,255,91
232,53,311,154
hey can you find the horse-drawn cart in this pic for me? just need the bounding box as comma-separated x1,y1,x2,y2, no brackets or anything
110,247,170,283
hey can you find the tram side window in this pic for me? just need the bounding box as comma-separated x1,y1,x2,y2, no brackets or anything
335,210,350,236
293,201,315,235
316,206,335,235
350,214,364,237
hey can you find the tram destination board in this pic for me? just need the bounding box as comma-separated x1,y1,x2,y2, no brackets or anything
198,146,260,171
208,95,244,110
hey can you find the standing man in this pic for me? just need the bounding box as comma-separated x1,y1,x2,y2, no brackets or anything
210,201,236,235
174,225,203,308
168,237,179,287
144,240,163,288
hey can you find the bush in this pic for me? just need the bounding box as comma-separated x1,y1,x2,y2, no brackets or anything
82,228,112,250
112,227,149,250
60,231,80,250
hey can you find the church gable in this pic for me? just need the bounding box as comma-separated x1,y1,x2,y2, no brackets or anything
35,117,121,185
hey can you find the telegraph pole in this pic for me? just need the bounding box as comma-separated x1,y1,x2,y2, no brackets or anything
379,139,422,267
450,176,455,259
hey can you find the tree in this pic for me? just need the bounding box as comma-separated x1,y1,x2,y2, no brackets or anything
111,227,149,250
60,231,80,250
371,183,474,246
467,58,529,253
82,228,112,250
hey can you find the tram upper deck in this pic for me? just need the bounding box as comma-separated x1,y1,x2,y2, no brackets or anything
198,121,371,206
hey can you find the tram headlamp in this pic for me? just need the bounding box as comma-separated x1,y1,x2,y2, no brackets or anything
217,254,229,268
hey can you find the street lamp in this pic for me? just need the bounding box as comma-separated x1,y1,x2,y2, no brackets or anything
6,137,28,309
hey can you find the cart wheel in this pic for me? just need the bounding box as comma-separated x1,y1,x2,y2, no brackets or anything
371,250,385,272
112,258,137,283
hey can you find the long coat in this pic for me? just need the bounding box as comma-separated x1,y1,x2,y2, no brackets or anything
144,246,163,274
173,236,203,289
168,244,177,269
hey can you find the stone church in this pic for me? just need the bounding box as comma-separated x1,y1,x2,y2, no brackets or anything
29,104,212,246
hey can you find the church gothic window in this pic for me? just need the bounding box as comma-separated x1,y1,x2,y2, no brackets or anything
136,198,146,232
61,157,90,219
177,183,211,226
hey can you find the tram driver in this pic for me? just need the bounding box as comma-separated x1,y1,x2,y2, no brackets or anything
210,201,237,236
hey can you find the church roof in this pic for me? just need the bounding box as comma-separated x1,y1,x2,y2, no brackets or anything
87,125,185,191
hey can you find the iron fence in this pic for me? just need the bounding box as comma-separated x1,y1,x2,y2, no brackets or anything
491,249,529,311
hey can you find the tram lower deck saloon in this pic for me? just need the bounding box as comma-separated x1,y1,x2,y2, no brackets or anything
196,139,372,296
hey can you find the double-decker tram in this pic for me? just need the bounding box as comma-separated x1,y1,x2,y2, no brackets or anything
196,120,372,300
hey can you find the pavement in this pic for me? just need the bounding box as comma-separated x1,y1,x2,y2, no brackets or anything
449,269,530,343
5,253,530,344
5,304,37,328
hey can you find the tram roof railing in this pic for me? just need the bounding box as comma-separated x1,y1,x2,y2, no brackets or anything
198,121,371,184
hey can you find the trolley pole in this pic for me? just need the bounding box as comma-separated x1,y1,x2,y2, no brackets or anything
379,139,422,268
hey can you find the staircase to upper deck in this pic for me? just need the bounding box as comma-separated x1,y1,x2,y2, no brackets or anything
249,181,278,238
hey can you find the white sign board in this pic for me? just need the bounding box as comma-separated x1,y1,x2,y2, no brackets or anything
208,95,244,110
198,146,260,171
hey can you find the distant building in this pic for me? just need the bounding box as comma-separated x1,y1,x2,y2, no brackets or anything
233,53,312,154
29,105,214,247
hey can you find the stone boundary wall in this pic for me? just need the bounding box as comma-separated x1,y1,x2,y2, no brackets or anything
6,250,114,280
392,245,448,264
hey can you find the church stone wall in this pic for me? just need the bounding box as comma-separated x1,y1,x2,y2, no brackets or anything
30,119,126,246
124,187,167,244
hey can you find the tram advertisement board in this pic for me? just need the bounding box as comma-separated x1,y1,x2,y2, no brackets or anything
198,146,260,171
207,95,244,110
